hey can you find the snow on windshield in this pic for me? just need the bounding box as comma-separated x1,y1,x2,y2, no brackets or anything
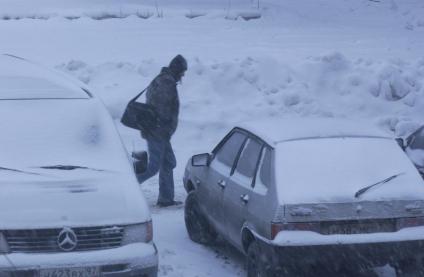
275,137,424,204
0,99,130,178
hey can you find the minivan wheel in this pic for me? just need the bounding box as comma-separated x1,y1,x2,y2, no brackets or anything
184,192,217,245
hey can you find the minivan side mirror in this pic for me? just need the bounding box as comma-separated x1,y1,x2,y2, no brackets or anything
132,151,148,175
396,138,405,151
192,153,210,167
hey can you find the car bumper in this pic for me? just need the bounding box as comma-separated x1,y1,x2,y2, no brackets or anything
259,227,424,269
0,243,158,277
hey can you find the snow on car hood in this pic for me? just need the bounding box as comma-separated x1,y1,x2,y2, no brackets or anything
0,99,150,228
0,172,149,229
276,137,424,204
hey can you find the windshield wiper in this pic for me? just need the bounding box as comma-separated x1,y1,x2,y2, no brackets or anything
0,166,41,176
38,165,105,171
354,173,405,198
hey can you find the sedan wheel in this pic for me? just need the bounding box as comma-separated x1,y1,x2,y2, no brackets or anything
247,241,277,277
247,241,263,277
184,192,217,245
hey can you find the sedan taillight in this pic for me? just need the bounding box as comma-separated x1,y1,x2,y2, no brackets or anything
271,222,320,239
397,217,424,230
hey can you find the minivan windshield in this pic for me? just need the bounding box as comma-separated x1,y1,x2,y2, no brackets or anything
275,137,424,204
0,100,130,180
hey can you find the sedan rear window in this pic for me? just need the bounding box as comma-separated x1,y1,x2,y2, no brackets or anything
276,137,422,204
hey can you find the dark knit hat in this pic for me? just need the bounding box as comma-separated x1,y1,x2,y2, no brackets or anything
169,55,187,75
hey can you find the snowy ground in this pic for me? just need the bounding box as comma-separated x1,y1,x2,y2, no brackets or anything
1,0,423,276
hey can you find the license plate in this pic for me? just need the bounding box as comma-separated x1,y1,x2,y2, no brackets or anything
324,220,396,235
40,267,100,277
327,223,373,234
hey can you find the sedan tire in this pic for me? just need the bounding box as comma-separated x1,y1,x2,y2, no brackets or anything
247,240,302,277
184,191,217,245
247,240,268,277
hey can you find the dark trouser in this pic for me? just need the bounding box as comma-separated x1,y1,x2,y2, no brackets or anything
136,137,176,204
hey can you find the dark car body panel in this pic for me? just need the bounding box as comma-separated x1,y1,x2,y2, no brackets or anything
258,238,424,272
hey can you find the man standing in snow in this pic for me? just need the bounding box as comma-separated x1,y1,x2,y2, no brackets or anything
137,55,187,207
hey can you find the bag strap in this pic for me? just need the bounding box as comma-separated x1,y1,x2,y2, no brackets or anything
131,71,169,102
130,87,148,102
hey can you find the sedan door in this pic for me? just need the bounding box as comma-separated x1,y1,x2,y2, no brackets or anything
406,126,424,177
223,137,263,248
197,131,247,235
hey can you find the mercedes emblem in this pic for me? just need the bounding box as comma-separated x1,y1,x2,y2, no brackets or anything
57,227,78,252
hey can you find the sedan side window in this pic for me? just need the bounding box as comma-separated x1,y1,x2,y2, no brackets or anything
214,132,246,169
234,138,263,186
256,147,272,191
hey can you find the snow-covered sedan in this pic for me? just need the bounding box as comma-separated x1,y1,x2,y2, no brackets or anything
0,55,158,276
183,118,424,276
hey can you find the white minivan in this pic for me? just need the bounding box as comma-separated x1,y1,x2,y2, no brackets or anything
0,55,158,277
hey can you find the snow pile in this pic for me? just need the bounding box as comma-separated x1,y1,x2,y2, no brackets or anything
0,0,261,21
58,53,424,139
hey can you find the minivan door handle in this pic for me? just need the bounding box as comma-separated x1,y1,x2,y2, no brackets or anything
217,180,226,189
240,194,249,204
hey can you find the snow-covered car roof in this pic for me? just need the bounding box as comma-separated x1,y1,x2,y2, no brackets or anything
237,118,392,146
0,54,90,99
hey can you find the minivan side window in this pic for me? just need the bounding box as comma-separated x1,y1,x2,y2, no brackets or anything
234,138,263,184
258,147,272,189
215,132,246,168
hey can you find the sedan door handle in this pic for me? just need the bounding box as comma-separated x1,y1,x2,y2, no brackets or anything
217,180,227,189
240,194,249,204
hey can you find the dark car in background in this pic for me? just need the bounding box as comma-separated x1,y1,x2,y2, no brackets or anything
403,126,424,179
183,118,424,277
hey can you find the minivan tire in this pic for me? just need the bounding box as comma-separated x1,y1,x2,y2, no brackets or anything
393,259,424,277
184,192,217,245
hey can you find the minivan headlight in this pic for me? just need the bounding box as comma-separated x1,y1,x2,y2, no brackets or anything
122,222,153,245
0,232,9,253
